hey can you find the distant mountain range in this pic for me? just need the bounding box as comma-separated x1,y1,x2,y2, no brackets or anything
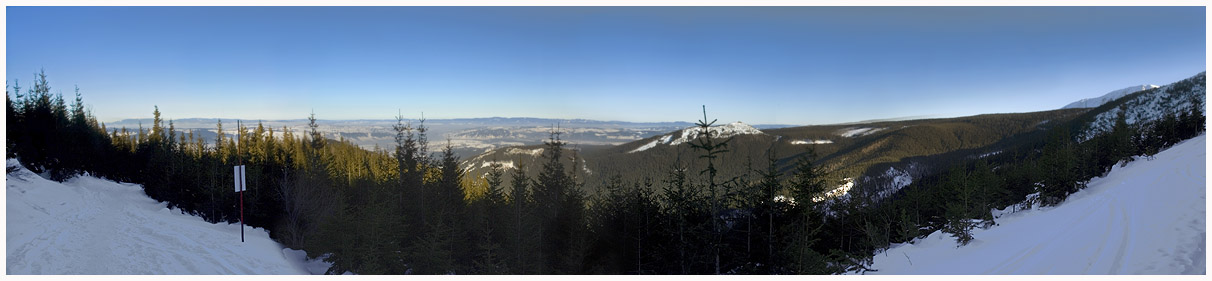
103,117,706,158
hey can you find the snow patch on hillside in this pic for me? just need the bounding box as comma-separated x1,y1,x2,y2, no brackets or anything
505,147,544,157
838,127,886,138
978,151,1002,159
880,167,914,198
791,139,833,145
580,158,593,175
6,159,325,274
628,122,764,153
865,134,1206,274
479,160,516,170
628,139,661,153
813,178,854,203
1063,85,1160,109
658,134,673,144
669,121,764,146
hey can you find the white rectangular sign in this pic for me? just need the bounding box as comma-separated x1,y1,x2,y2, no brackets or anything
233,165,246,192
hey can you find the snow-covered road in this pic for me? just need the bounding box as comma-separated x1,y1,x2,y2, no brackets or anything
868,135,1206,274
6,160,316,274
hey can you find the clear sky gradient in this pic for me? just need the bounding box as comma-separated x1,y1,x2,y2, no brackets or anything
6,6,1206,125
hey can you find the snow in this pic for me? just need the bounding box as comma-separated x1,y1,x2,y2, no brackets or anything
1063,85,1160,109
581,158,593,175
1080,73,1205,141
774,195,796,205
877,167,914,199
668,121,764,146
977,151,1002,159
791,139,834,145
479,160,516,170
813,178,854,203
629,122,764,152
505,147,544,157
837,127,886,138
628,139,661,153
6,159,328,274
866,134,1206,274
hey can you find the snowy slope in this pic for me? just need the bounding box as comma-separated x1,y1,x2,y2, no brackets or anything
1080,72,1206,141
1063,85,1160,109
628,122,763,153
669,121,764,145
866,135,1206,274
6,160,324,274
837,127,886,138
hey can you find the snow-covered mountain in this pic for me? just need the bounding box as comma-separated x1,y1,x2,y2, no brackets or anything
5,160,332,274
628,121,764,153
865,134,1206,274
1062,84,1160,109
1079,72,1206,141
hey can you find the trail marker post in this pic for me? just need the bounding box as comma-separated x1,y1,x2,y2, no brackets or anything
235,119,245,243
234,164,245,242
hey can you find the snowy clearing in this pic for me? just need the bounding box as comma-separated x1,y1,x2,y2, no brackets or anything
6,159,325,274
838,127,885,138
791,139,833,145
866,135,1206,274
628,139,661,153
668,121,764,145
478,160,516,170
505,148,544,157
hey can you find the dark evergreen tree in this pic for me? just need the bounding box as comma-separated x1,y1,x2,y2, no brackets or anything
659,165,706,274
1039,127,1082,206
782,146,831,274
470,161,507,274
688,106,732,274
753,149,783,271
941,166,976,246
506,163,536,274
530,126,588,273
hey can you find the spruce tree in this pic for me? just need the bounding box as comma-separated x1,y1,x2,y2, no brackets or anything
755,149,782,269
659,165,702,274
471,161,507,274
783,145,830,274
688,106,731,274
942,166,975,246
507,163,534,274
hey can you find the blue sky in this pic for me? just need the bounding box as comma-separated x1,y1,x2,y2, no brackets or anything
6,6,1206,125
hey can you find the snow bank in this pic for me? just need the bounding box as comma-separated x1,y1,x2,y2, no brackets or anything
866,135,1206,274
6,159,325,274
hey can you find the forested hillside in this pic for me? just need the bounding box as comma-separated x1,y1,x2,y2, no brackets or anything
463,107,1088,200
